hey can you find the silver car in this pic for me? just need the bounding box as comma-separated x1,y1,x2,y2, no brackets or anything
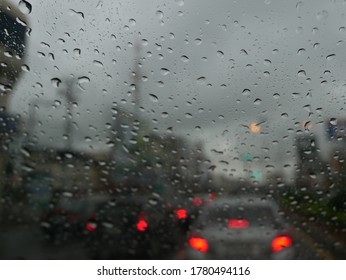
181,196,296,260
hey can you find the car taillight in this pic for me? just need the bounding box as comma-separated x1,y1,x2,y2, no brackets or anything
228,219,249,229
193,197,203,207
271,235,292,252
137,212,148,232
137,220,148,231
176,208,187,220
188,237,209,253
86,222,97,232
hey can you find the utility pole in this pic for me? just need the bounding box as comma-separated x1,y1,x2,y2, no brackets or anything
60,77,77,150
132,41,142,117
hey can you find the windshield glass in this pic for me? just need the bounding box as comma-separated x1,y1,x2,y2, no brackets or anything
0,0,345,260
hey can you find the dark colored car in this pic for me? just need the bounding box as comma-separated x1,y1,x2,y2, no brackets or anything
83,195,178,259
40,192,109,243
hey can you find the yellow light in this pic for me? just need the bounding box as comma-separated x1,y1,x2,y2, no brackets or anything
250,123,260,133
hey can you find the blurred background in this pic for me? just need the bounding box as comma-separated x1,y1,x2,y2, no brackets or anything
0,0,345,259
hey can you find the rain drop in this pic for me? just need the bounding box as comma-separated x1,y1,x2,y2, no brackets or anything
78,76,90,84
181,55,189,62
160,68,170,76
51,78,61,88
330,118,337,125
217,50,224,58
93,60,103,67
263,59,271,66
196,76,206,84
297,70,306,77
326,54,336,60
149,94,158,102
18,0,32,14
297,48,306,55
242,89,251,96
156,10,164,20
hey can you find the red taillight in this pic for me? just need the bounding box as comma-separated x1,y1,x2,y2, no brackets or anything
208,192,217,201
271,235,292,252
137,220,148,232
176,208,187,220
228,219,249,229
137,212,148,232
188,237,209,253
193,197,203,207
86,222,97,232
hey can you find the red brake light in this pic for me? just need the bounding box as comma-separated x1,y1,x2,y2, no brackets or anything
176,208,187,220
271,235,292,252
86,222,97,232
193,197,203,207
208,192,217,201
137,220,148,232
228,219,249,229
188,237,209,253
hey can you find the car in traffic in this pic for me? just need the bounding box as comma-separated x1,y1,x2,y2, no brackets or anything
179,196,296,260
40,191,109,243
83,195,179,259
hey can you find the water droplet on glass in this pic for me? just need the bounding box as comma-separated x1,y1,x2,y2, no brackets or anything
160,68,170,76
240,49,248,55
263,59,271,66
242,89,251,96
68,9,84,20
311,27,319,35
273,93,280,99
297,70,306,77
297,48,306,55
16,17,27,26
156,10,164,20
296,1,303,10
330,118,337,125
254,98,262,105
149,94,158,102
196,76,206,84
326,54,335,60
21,64,30,72
4,51,13,58
263,71,270,77
18,0,32,14
73,48,81,56
78,76,90,84
217,50,224,58
195,38,202,45
51,78,61,88
129,18,136,26
181,55,189,62
93,60,103,67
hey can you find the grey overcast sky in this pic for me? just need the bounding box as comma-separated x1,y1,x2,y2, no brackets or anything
8,0,346,176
